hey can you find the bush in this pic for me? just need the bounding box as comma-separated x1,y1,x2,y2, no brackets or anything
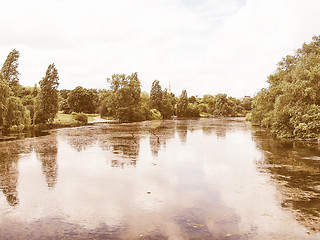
9,124,25,132
150,109,162,120
74,113,88,124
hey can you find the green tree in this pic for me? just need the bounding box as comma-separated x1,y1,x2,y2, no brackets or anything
240,97,252,111
250,35,320,138
67,86,98,113
214,94,229,116
1,49,21,96
99,90,113,117
107,72,142,122
161,89,174,118
0,74,10,126
150,80,163,110
32,83,39,97
140,91,152,120
176,90,188,117
34,64,60,124
4,96,30,130
202,94,215,114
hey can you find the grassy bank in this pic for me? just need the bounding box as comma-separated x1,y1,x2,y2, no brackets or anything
53,112,99,125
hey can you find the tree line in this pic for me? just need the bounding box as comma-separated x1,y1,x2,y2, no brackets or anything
0,49,252,132
0,49,59,131
248,35,320,139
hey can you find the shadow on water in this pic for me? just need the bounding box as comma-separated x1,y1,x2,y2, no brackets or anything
251,127,320,232
0,129,49,142
34,135,58,189
0,140,33,207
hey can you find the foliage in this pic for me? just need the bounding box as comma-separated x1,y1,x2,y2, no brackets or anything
0,74,10,126
21,95,34,106
161,89,174,118
176,90,189,117
150,109,163,120
107,73,144,122
98,90,112,117
240,97,252,111
59,99,71,113
4,96,29,130
25,105,35,124
59,89,71,99
1,49,21,96
34,64,59,124
187,103,200,117
250,35,320,138
67,86,98,113
150,80,163,110
74,112,88,124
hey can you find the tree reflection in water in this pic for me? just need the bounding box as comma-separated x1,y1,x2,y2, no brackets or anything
0,145,19,206
66,130,97,152
177,121,188,144
34,136,58,189
252,128,320,232
149,120,176,157
0,140,33,206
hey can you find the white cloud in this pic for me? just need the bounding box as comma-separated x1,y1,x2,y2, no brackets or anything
0,0,320,97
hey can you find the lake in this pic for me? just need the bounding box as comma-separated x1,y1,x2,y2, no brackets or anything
0,118,319,239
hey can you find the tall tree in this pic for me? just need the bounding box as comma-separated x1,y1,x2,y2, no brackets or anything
107,72,142,122
250,35,320,138
67,86,98,113
34,64,59,124
0,74,10,126
161,89,173,118
4,96,30,129
1,49,21,96
150,80,163,110
176,90,188,117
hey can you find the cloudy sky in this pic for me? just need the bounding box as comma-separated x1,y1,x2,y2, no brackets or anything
0,0,320,98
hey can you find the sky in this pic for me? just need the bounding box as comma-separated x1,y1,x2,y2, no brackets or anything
0,0,320,98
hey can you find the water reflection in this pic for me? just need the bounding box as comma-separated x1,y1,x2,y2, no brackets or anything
252,128,320,232
99,124,141,167
65,128,98,152
177,121,188,143
34,136,58,189
0,140,33,206
0,119,319,239
0,146,19,206
149,120,176,156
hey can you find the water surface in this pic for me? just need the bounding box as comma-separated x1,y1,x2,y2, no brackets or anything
0,118,319,239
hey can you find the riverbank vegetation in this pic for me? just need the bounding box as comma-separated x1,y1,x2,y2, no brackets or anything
249,35,320,139
0,49,252,132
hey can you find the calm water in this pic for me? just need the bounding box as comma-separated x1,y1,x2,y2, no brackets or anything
0,118,319,239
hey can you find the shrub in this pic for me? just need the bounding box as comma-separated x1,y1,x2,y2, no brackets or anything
74,113,88,124
150,109,162,120
9,124,25,132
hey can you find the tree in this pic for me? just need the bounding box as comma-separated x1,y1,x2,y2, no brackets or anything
107,72,142,122
99,90,113,117
250,35,320,138
67,86,98,113
176,90,188,117
214,94,228,116
34,64,59,124
150,80,163,110
202,94,215,114
161,89,173,118
4,96,30,130
0,74,10,126
1,49,21,96
240,97,252,111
